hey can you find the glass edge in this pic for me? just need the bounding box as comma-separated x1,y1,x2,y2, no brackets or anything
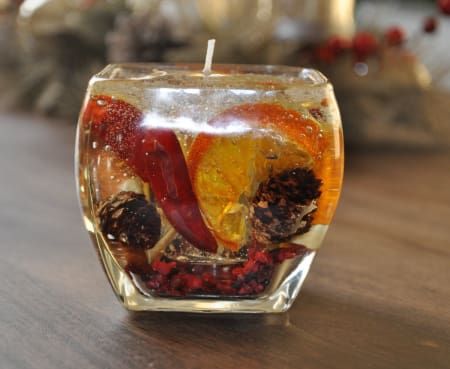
91,63,330,86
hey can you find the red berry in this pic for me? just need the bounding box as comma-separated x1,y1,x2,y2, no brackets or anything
242,259,257,274
253,250,271,264
216,280,235,295
275,249,297,262
316,45,336,63
151,260,176,276
231,267,245,277
438,0,450,15
315,36,350,63
255,284,265,293
238,285,252,295
423,17,438,33
327,36,351,53
147,279,160,290
385,26,405,46
182,274,203,291
169,275,183,290
271,245,309,263
352,32,379,61
201,272,215,285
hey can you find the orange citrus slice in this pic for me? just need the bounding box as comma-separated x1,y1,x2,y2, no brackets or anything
188,103,331,250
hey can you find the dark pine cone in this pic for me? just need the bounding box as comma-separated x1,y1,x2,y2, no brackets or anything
250,168,322,244
98,191,161,250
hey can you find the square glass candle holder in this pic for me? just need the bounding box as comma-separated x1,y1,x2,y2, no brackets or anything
76,63,343,313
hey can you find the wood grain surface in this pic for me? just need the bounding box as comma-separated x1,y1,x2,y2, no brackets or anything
0,113,449,369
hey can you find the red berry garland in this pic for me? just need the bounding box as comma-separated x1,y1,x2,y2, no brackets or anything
310,3,448,79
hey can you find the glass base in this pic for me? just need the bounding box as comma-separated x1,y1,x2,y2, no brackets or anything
95,231,316,313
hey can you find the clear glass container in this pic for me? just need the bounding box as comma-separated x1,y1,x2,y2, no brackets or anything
75,63,344,313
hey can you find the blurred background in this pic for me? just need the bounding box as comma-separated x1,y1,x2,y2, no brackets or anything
0,0,449,148
1,3,449,365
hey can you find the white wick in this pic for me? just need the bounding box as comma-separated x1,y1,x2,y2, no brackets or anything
202,39,216,75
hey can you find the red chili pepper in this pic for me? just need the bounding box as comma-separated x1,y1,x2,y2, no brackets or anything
134,127,218,253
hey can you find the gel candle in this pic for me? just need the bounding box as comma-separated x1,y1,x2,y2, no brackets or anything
76,41,343,313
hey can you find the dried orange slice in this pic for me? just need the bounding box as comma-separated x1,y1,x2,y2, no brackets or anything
188,103,328,250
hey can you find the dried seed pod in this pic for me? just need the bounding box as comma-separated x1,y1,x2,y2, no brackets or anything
98,191,161,250
250,168,321,244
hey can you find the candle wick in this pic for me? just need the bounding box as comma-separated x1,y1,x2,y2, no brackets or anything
202,39,216,75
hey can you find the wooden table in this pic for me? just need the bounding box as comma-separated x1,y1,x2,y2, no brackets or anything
1,113,449,369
